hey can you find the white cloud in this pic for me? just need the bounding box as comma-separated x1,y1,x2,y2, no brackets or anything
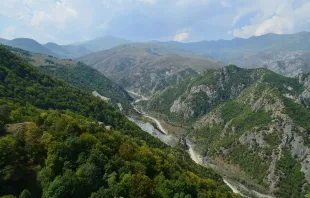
173,32,190,42
233,16,294,38
255,16,293,36
10,0,78,29
0,0,309,43
232,0,310,38
233,25,257,38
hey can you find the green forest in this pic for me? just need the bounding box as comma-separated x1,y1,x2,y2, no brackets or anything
0,46,240,197
6,45,134,114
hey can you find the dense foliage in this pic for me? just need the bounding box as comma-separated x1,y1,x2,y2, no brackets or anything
275,149,309,198
6,45,134,114
0,46,238,197
39,62,134,113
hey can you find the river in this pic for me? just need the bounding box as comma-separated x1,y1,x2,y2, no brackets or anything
127,90,274,198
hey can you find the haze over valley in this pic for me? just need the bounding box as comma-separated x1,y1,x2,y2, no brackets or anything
1,0,310,198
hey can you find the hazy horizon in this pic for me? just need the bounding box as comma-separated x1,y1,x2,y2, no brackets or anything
1,30,310,46
1,0,310,45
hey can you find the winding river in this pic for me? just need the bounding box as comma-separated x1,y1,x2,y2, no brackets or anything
127,90,274,198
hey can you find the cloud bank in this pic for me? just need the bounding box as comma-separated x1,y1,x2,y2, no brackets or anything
173,32,190,42
0,0,309,43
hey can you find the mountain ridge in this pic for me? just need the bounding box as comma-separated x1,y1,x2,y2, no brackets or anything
77,42,222,97
0,36,132,59
140,65,310,197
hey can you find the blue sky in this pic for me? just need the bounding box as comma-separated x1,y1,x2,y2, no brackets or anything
1,0,310,44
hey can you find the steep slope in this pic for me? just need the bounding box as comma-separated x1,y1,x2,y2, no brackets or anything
6,46,133,112
78,43,222,97
0,46,239,198
143,65,310,197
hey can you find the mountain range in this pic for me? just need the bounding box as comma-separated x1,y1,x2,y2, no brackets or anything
76,33,310,197
170,32,310,76
0,36,131,59
2,31,310,197
77,42,222,97
2,32,310,77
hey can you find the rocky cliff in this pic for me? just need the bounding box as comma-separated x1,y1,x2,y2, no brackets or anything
144,65,310,197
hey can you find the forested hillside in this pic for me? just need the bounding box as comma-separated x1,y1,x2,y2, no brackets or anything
143,65,310,197
0,46,239,197
5,45,134,113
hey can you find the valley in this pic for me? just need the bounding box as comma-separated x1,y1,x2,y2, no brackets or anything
2,31,310,198
128,90,276,198
121,64,310,198
0,46,239,198
3,1,310,197
77,43,222,97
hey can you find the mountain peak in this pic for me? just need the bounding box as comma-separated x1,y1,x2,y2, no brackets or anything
45,42,58,46
11,37,41,44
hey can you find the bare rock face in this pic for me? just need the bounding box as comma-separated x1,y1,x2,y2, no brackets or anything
195,110,224,129
179,135,189,149
192,82,310,195
190,85,217,99
170,97,194,119
299,74,310,107
239,131,267,148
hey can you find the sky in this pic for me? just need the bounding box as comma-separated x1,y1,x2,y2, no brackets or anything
0,0,310,44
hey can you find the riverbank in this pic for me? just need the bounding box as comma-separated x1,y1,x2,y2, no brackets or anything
127,90,276,198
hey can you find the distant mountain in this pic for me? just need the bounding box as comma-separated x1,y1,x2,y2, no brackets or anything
1,38,58,57
0,38,8,45
170,32,310,76
173,32,310,59
76,35,131,52
4,32,310,76
77,42,222,97
142,65,310,197
44,42,90,59
0,36,130,59
230,50,310,77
